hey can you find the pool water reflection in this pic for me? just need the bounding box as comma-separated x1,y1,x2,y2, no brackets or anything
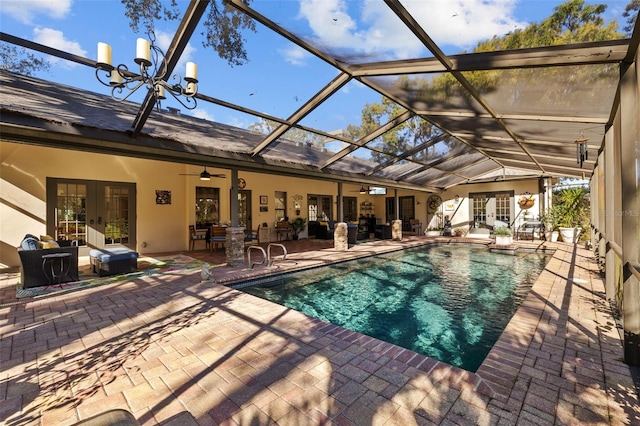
242,245,551,372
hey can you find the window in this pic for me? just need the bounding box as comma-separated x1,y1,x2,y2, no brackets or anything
275,191,287,221
196,187,220,228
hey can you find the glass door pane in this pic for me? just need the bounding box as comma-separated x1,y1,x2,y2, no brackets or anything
55,182,87,246
103,185,130,245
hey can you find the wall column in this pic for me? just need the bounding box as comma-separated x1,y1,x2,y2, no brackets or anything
619,50,640,365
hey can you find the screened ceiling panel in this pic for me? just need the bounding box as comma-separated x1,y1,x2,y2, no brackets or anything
363,74,487,114
1,0,636,192
467,65,620,119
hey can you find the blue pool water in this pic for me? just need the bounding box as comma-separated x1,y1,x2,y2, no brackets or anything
242,245,551,372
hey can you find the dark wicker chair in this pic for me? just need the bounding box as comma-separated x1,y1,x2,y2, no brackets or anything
18,246,79,288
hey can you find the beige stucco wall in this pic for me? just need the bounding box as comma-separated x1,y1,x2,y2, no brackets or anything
1,142,204,267
1,141,545,269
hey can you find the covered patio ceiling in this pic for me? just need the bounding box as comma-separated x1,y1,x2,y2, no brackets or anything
1,0,638,192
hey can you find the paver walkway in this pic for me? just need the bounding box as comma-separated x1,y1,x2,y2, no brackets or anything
1,237,639,425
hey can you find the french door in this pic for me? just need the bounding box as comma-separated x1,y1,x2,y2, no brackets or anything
47,178,136,254
385,196,415,230
470,191,513,228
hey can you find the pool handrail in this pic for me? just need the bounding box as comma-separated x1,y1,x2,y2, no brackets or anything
267,243,287,267
247,245,267,270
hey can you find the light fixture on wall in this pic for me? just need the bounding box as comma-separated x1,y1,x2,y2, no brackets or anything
454,195,460,202
96,31,198,110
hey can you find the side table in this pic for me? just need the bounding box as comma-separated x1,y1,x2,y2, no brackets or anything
42,252,72,288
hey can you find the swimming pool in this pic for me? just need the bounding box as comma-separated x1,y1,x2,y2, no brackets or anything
241,244,551,372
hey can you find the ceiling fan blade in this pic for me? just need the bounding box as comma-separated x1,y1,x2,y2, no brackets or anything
179,166,226,179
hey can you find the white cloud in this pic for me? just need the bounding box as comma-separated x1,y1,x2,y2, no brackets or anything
1,0,71,24
296,0,527,59
33,27,86,68
192,108,214,121
153,30,196,77
403,0,527,49
279,45,310,66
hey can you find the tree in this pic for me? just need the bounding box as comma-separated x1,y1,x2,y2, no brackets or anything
0,43,50,76
622,0,639,36
346,97,449,164
248,118,328,149
350,0,627,163
120,0,256,66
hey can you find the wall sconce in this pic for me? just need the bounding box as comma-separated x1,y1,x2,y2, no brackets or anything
454,195,460,202
416,200,421,205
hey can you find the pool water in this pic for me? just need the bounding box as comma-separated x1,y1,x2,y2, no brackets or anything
242,245,551,372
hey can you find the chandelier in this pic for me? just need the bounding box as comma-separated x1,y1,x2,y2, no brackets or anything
95,31,198,110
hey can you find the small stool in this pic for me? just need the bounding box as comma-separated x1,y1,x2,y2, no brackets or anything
42,252,72,288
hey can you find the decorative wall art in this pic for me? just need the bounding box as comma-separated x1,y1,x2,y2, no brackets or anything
155,190,171,205
260,195,268,205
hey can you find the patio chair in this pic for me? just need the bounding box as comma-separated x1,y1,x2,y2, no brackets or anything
275,221,292,241
245,224,261,245
209,226,227,251
189,225,208,251
409,219,422,235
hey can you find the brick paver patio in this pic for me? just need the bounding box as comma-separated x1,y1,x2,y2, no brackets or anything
1,237,639,425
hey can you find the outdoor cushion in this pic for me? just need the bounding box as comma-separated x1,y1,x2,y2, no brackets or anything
89,248,138,262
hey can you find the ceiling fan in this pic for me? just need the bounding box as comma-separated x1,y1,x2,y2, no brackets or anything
179,167,226,181
349,185,371,194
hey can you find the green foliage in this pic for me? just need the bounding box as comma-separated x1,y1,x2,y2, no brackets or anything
540,206,562,230
622,0,640,36
291,217,307,236
553,186,590,228
349,0,626,162
494,226,513,236
347,96,454,163
120,0,256,66
0,43,50,76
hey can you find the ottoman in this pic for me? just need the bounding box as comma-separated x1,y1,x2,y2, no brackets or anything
89,248,139,277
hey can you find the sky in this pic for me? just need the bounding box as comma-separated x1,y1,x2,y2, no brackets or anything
0,0,632,136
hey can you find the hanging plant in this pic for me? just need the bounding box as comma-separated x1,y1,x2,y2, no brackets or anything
518,193,535,209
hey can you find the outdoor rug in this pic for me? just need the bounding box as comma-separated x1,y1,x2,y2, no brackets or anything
16,254,205,299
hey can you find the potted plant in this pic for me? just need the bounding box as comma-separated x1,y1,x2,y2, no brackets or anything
453,227,465,237
494,226,513,245
554,187,589,243
290,217,307,240
425,227,442,237
540,206,560,242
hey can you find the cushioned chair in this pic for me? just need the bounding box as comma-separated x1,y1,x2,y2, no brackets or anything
189,225,208,251
209,226,227,251
245,224,261,245
18,246,79,288
317,221,336,240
